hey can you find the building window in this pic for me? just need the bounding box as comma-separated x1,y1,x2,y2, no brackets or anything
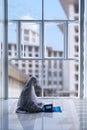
24,53,26,57
24,36,29,41
54,61,57,68
48,61,51,68
48,81,52,85
35,46,39,52
74,45,79,52
35,54,39,57
24,45,26,51
48,51,51,57
48,71,52,76
29,54,32,57
24,29,29,35
75,65,79,71
59,61,62,69
59,81,63,85
29,74,32,77
36,75,39,78
54,71,57,77
54,81,57,85
54,51,57,57
35,65,39,68
14,45,16,50
29,60,32,62
15,52,17,56
15,63,18,67
59,52,63,57
75,74,78,81
75,26,79,33
8,44,11,50
43,65,45,68
32,31,36,42
75,84,78,91
75,35,78,42
43,80,45,85
8,52,11,56
35,70,38,73
29,70,32,73
43,75,45,78
35,60,39,63
28,46,32,51
59,72,62,77
22,63,25,67
74,3,78,13
74,16,78,20
29,64,32,67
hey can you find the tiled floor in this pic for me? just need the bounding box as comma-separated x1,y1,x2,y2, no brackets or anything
0,99,87,130
74,99,87,130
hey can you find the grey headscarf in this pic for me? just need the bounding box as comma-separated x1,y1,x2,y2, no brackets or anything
16,77,43,113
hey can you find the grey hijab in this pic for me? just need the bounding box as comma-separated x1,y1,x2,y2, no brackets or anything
16,77,43,113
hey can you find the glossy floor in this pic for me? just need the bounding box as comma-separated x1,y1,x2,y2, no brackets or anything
0,99,87,130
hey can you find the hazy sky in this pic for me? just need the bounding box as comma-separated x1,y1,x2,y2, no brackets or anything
1,0,68,51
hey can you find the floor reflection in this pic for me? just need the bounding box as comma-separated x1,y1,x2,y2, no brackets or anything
17,112,53,130
2,99,86,130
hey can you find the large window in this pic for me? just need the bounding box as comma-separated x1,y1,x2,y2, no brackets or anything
0,0,4,98
8,0,80,98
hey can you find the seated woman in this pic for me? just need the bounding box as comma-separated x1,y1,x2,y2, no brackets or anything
16,77,43,113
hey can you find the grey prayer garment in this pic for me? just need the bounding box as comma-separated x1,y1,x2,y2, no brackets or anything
16,77,43,113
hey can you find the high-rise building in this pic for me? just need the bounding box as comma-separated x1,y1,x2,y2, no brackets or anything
5,15,70,96
7,42,69,96
60,0,79,96
0,11,78,96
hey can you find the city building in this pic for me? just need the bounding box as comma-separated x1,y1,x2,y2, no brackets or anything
0,15,69,97
59,0,79,96
7,42,70,96
1,1,87,130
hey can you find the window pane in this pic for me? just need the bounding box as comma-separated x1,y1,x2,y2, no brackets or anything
8,60,42,98
44,22,64,58
44,0,79,20
0,0,3,99
68,22,79,58
21,22,40,58
43,60,79,97
8,22,17,58
0,0,3,21
8,0,42,20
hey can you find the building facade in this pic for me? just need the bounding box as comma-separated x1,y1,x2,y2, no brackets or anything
0,3,79,97
6,18,70,96
60,0,79,96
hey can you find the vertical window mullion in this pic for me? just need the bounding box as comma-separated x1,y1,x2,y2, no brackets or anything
64,21,68,59
79,0,84,98
3,0,8,99
41,0,44,97
17,21,21,58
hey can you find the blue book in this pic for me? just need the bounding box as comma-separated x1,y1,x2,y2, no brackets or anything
52,106,62,112
42,104,62,112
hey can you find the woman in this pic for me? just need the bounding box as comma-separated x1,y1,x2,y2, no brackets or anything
16,77,43,113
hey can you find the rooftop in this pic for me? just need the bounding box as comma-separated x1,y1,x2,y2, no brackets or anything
59,0,78,16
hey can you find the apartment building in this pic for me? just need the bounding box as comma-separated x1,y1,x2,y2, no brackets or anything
8,43,70,96
60,0,79,96
4,18,70,96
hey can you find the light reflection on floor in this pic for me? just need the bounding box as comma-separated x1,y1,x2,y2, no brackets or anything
1,99,87,130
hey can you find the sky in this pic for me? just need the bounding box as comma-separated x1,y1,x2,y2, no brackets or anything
1,0,68,51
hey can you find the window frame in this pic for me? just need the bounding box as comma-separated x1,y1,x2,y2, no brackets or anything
3,0,84,98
